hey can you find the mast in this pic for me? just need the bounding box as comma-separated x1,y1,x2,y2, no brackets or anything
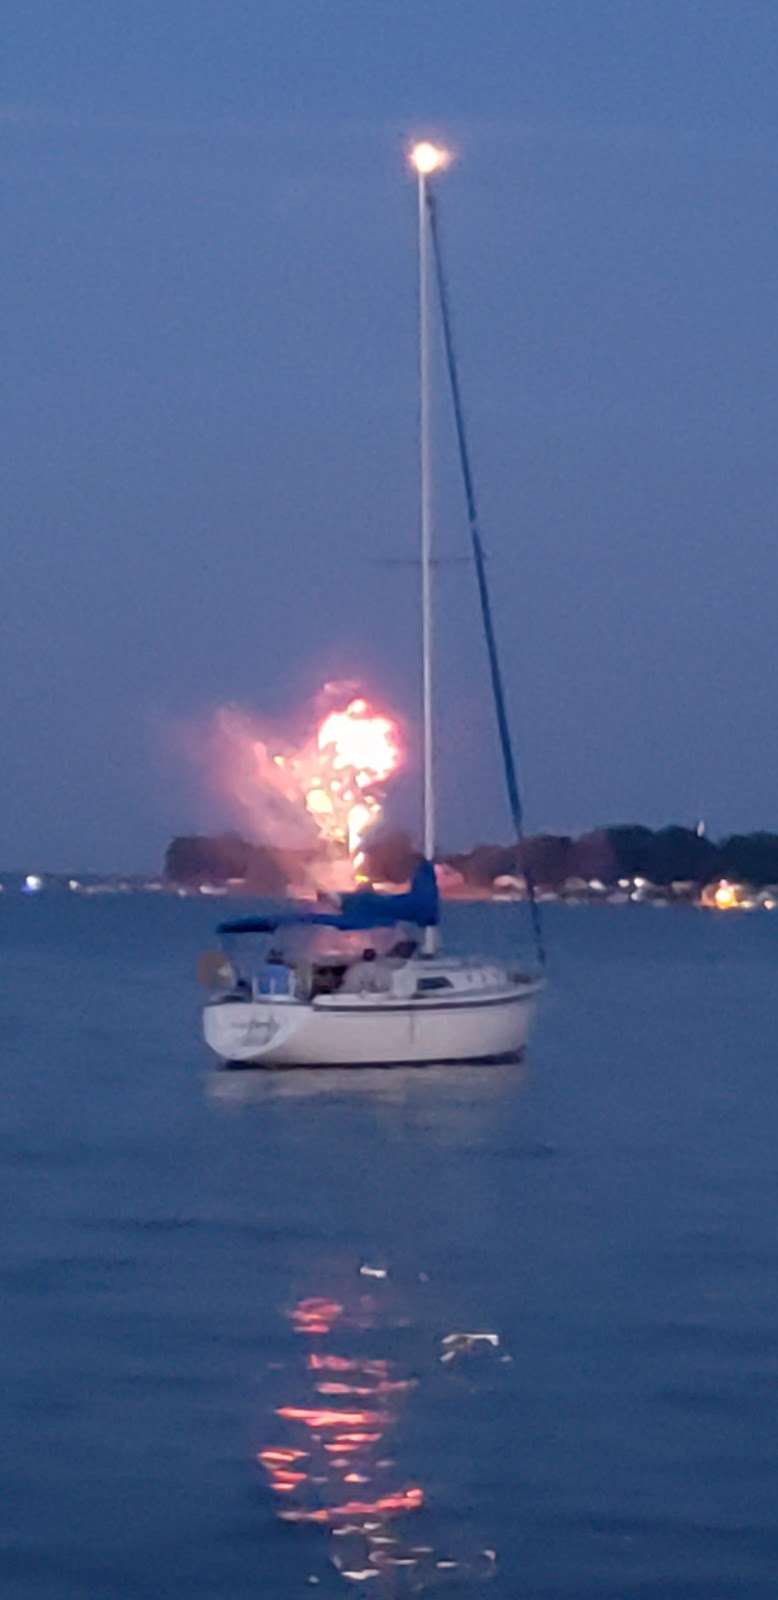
418,164,434,870
424,163,547,970
411,142,449,954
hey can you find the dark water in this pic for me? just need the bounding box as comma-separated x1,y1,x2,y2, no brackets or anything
3,897,776,1598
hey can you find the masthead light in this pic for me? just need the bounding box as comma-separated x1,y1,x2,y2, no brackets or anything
410,141,451,177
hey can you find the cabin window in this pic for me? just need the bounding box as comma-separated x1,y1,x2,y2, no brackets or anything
416,975,453,992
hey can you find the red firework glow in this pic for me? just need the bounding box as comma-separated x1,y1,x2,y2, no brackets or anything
201,682,403,884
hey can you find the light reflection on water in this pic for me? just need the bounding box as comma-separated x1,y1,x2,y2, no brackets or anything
207,1062,526,1592
258,1277,503,1591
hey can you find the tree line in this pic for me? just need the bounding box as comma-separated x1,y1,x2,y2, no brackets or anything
165,825,778,892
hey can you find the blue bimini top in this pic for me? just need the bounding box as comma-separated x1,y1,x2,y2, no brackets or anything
218,858,439,937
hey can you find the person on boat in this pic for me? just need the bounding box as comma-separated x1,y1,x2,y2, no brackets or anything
257,948,292,996
342,947,392,995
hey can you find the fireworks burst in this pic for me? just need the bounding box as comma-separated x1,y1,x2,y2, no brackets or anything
202,682,403,884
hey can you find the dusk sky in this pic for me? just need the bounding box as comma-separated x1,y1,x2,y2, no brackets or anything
4,1,778,870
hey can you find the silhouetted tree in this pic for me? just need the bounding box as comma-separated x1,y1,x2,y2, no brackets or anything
604,825,657,879
165,833,253,884
164,833,289,894
362,829,421,884
461,843,518,887
573,829,618,882
718,832,778,885
646,826,720,885
518,834,573,887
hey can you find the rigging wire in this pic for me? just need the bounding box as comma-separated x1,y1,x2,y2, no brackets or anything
426,187,546,969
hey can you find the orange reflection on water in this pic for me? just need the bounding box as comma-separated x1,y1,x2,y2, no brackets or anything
323,1435,382,1457
315,1381,376,1396
258,1287,499,1590
258,1447,308,1465
291,1297,344,1335
259,1288,424,1580
279,1486,424,1525
315,1379,416,1398
308,1354,391,1376
276,1406,387,1429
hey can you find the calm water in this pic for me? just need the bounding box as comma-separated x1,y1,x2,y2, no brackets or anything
3,897,776,1598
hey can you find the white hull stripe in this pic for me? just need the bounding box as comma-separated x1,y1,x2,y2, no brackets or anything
206,990,538,1020
318,993,537,1015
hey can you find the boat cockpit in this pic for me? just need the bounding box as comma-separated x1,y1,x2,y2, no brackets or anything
202,926,423,1005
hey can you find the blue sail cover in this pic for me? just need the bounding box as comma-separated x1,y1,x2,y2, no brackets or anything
218,858,439,937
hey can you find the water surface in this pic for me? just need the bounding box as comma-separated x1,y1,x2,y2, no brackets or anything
3,898,776,1597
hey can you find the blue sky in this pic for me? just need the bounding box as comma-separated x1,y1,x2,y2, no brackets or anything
4,1,778,868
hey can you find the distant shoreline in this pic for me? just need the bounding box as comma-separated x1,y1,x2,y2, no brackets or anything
2,872,773,913
6,822,776,913
161,824,778,899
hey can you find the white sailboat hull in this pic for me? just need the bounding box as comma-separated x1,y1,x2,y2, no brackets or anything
204,977,542,1068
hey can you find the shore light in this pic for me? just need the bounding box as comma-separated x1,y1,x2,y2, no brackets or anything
713,880,738,911
410,141,451,176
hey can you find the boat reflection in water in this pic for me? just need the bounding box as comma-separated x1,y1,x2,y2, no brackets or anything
208,1060,523,1127
258,1273,503,1591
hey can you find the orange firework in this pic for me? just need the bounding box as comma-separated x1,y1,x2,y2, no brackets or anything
308,695,401,860
203,683,403,882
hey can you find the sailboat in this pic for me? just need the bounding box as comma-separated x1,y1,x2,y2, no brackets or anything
201,141,544,1068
